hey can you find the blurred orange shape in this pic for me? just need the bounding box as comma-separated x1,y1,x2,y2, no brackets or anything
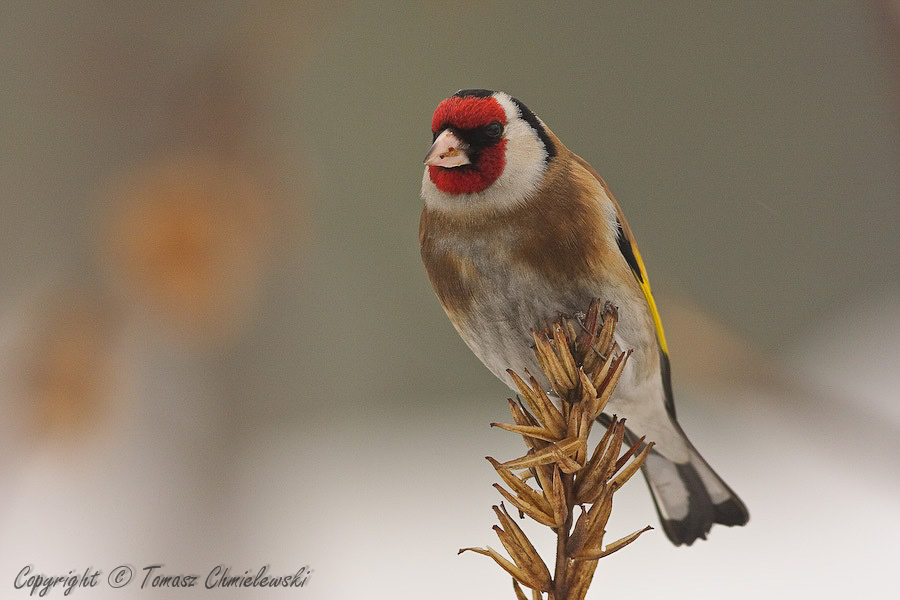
100,155,274,344
22,294,115,438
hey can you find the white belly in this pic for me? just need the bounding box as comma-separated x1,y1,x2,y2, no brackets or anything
448,262,689,462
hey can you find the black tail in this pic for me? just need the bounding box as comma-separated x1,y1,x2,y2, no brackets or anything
640,432,749,546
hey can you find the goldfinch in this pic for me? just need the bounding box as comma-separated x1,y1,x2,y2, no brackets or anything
419,89,749,546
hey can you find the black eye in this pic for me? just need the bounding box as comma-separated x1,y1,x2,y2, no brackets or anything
485,121,503,138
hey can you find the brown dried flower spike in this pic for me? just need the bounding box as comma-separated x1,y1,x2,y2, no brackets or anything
460,300,654,600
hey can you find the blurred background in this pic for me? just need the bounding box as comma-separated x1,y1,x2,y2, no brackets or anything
1,1,898,598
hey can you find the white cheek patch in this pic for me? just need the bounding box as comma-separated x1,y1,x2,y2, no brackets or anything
421,91,549,215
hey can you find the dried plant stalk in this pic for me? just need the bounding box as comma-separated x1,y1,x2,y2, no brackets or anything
460,300,653,600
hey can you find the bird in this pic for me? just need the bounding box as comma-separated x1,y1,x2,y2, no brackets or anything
419,89,749,546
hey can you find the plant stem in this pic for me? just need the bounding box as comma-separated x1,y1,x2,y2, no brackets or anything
553,472,576,600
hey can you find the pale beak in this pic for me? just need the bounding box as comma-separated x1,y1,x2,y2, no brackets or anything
423,129,471,168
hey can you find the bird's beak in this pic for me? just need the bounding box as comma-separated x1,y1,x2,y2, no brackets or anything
424,129,471,168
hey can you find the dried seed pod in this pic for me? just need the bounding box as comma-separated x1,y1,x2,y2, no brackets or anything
463,299,650,599
488,458,553,517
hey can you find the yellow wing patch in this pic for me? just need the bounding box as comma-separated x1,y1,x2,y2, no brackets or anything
629,243,669,355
